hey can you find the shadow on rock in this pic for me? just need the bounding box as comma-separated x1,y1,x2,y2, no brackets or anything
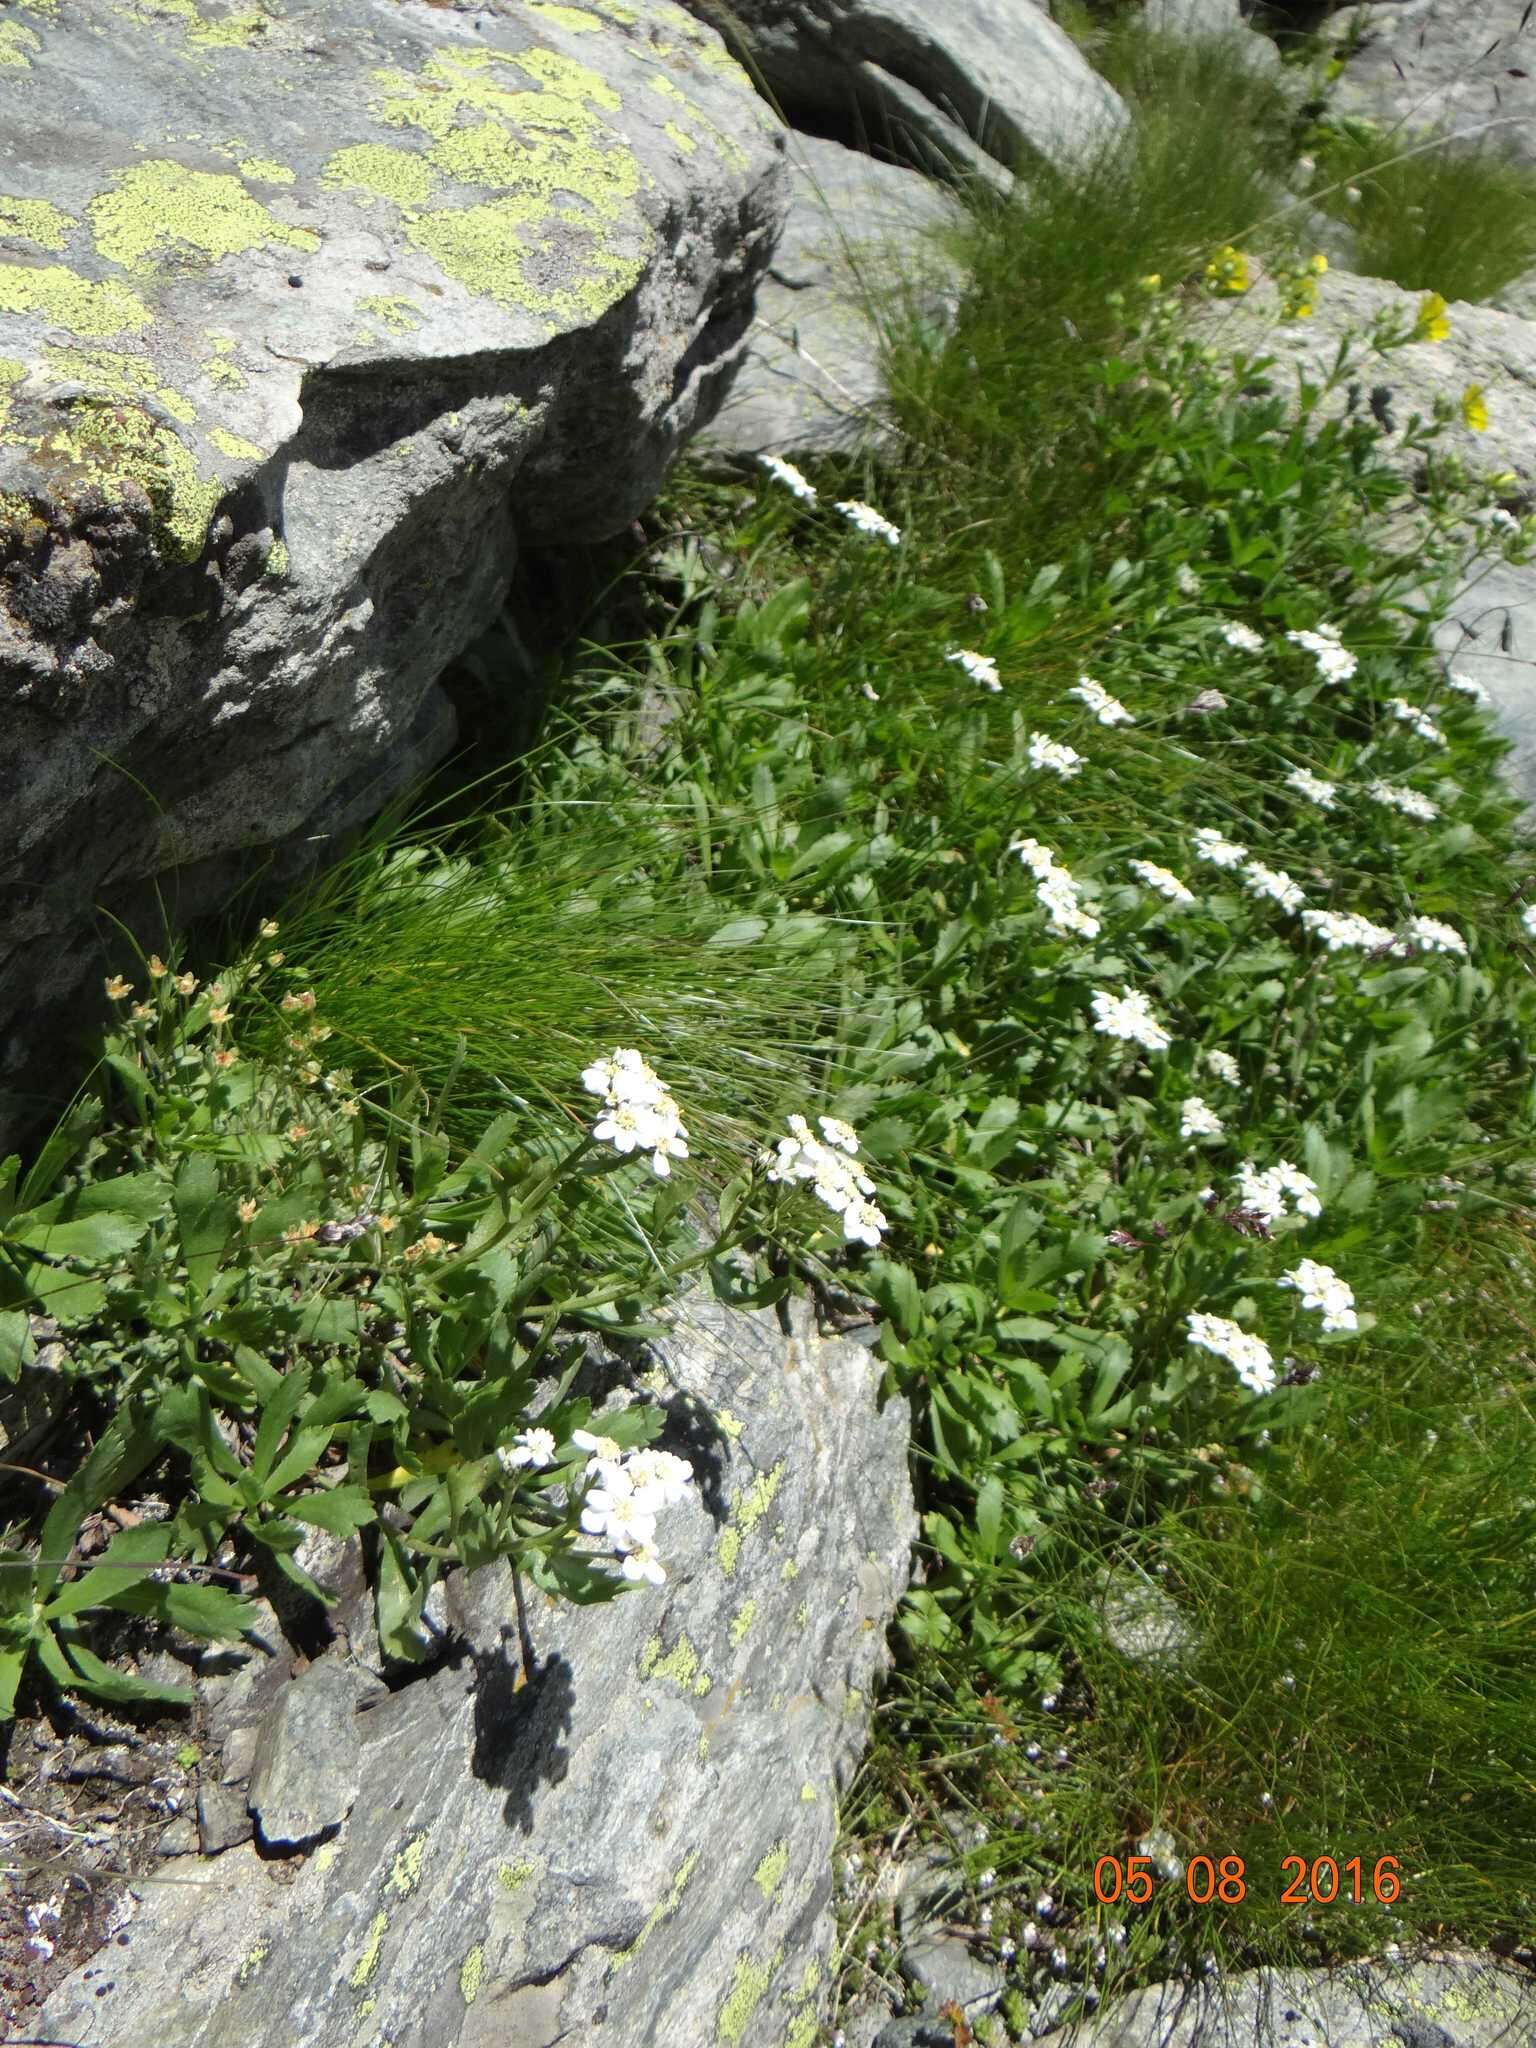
469,1630,575,1834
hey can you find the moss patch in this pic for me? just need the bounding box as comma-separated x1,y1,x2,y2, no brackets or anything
33,396,221,561
89,161,319,274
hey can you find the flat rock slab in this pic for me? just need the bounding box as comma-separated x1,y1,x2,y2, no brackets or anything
0,0,788,1149
700,130,963,458
1328,0,1536,166
246,1656,366,1848
36,1286,916,2048
1037,1952,1536,2047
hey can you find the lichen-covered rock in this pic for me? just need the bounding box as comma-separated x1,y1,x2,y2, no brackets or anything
1328,0,1536,166
678,0,1127,184
0,0,788,1148
35,1284,916,2048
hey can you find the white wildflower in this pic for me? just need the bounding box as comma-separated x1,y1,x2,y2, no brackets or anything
758,453,817,504
621,1448,696,1513
1286,766,1337,810
1191,826,1247,869
1175,563,1201,596
584,1046,689,1178
1028,732,1087,779
496,1427,558,1474
1236,1158,1322,1222
835,499,901,546
1204,1048,1241,1085
1279,1258,1359,1334
1286,623,1358,683
1300,907,1397,954
766,1113,887,1247
1387,697,1447,746
571,1428,623,1464
1138,1827,1188,1881
1366,780,1439,821
948,648,1002,692
1009,836,1057,879
1521,903,1536,938
1129,858,1195,905
619,1542,668,1586
1011,838,1101,940
1399,915,1467,956
1090,986,1173,1054
1186,1311,1277,1394
817,1114,861,1155
1070,675,1136,725
1180,1096,1225,1138
581,1485,658,1553
1242,861,1307,911
1221,621,1265,653
1446,670,1490,705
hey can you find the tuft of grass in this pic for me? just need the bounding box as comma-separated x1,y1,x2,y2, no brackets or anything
1304,120,1536,304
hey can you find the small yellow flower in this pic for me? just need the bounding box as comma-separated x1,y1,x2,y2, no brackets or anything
1460,383,1489,432
175,972,197,997
402,1232,448,1263
1204,244,1250,294
374,1213,398,1234
105,976,132,1000
1309,252,1328,276
147,954,169,980
300,1058,323,1082
287,1123,310,1142
267,951,285,967
339,1099,360,1116
1138,272,1162,292
238,1197,259,1223
349,1183,369,1203
1413,290,1450,343
309,1022,333,1043
259,919,280,938
130,1002,155,1022
283,1219,320,1244
208,1004,231,1025
213,1048,239,1069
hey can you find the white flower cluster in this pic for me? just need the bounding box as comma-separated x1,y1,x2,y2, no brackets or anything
1242,861,1307,912
1010,837,1101,938
1176,563,1202,596
1235,1157,1322,1222
1387,697,1447,746
948,648,1001,691
1278,1258,1358,1334
1186,1311,1277,1393
582,1048,690,1178
497,1426,558,1474
765,1112,887,1248
575,1431,696,1587
1300,907,1397,954
1286,766,1337,810
1180,1096,1224,1138
1446,670,1490,705
1191,826,1247,869
758,453,817,504
1286,623,1357,683
1367,780,1439,820
1221,621,1265,654
1399,915,1467,957
1070,675,1135,725
836,498,902,546
1522,903,1536,939
1028,732,1086,779
1090,985,1173,1053
1204,1048,1242,1085
1129,858,1195,905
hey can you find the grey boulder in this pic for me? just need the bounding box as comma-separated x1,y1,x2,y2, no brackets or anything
1327,0,1536,167
36,1284,917,2048
0,0,788,1150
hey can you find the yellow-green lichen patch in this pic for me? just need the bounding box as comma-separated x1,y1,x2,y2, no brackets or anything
0,20,42,65
799,1959,820,1997
780,1558,799,1582
236,1937,271,1984
0,357,24,437
663,120,697,156
525,0,601,27
459,1944,485,2005
716,1410,743,1440
408,189,644,323
0,198,77,252
728,1600,757,1649
751,1838,788,1900
645,64,749,164
264,536,288,578
738,1464,784,1537
202,352,245,389
717,1946,782,2046
40,345,197,424
497,1858,537,1893
695,1668,712,1697
387,1832,427,1898
787,2009,819,2048
16,0,59,14
89,162,320,275
610,1846,701,1972
639,1631,700,1689
321,143,434,209
35,396,221,561
0,263,152,338
718,1526,742,1576
357,294,423,334
353,1996,376,2027
799,1783,817,1803
208,425,264,460
350,1911,388,1990
115,0,277,48
697,1730,710,1762
239,156,295,184
795,1600,809,1630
